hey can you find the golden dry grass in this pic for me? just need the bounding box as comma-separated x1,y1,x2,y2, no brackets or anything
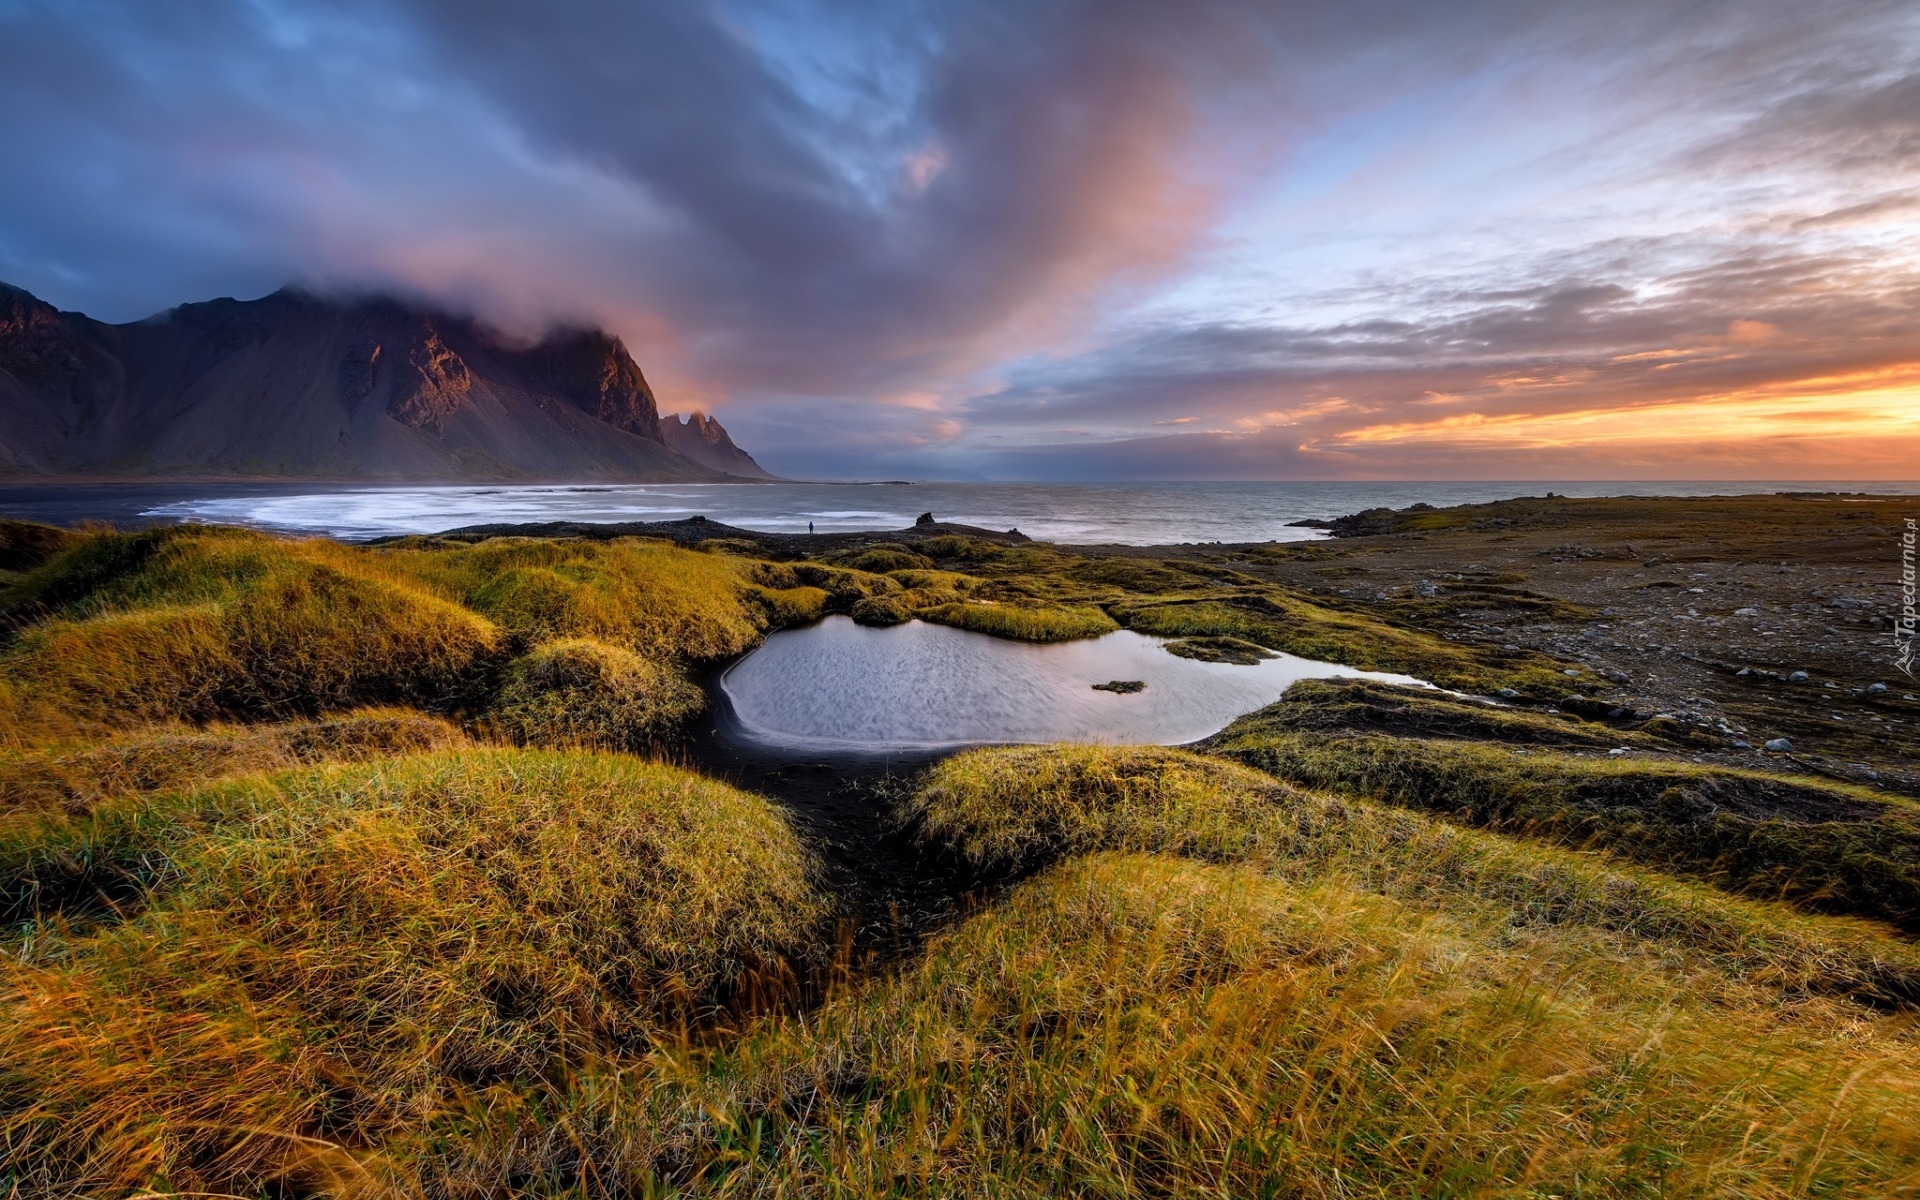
372,535,788,659
0,750,825,1198
6,521,1920,1195
0,529,501,745
1208,718,1920,929
487,637,704,750
668,851,1920,1197
917,601,1119,643
0,707,467,822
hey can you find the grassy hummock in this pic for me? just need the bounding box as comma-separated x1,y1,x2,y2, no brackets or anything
0,707,467,823
488,637,704,749
5,516,1920,1195
0,750,825,1197
669,851,1920,1197
918,600,1119,642
1161,634,1275,663
1207,712,1920,929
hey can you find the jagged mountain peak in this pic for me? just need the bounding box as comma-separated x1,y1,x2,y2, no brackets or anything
0,281,767,482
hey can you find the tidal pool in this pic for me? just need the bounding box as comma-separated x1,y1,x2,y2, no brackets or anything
718,615,1427,751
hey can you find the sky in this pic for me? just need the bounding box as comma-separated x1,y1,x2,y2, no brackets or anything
2,0,1918,481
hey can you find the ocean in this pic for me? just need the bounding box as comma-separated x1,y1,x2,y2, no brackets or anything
1,479,1915,546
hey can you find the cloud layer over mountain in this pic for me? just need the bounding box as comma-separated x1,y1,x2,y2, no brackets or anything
3,0,1916,479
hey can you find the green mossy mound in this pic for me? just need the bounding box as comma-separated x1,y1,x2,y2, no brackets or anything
1161,634,1275,664
918,601,1118,643
1113,591,1577,696
1235,678,1655,747
850,594,913,626
824,546,935,573
902,745,1920,1007
0,529,501,743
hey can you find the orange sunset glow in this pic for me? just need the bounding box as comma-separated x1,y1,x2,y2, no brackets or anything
2,0,1916,480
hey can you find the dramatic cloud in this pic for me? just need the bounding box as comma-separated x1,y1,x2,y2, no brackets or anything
1,0,1916,478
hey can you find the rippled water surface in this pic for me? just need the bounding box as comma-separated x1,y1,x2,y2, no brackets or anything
719,616,1425,750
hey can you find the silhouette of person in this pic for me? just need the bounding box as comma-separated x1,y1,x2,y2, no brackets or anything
808,521,814,534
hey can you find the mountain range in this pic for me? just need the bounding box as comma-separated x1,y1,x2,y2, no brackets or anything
0,282,774,481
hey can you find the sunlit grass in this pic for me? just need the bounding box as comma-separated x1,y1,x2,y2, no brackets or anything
487,637,703,750
918,601,1119,643
4,519,1920,1195
1208,720,1920,928
0,750,825,1197
672,850,1920,1196
1113,591,1578,696
0,707,466,823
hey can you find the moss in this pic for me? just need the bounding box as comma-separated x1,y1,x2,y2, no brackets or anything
1161,635,1275,664
915,534,1008,562
787,562,899,607
886,567,982,592
1228,678,1654,747
488,638,703,750
917,601,1119,643
850,594,913,626
746,583,829,627
824,546,934,573
1114,591,1578,696
1205,724,1920,929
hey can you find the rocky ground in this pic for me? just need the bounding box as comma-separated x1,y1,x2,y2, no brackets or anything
1154,493,1920,795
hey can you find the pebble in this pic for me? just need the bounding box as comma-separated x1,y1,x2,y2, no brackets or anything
1788,670,1809,682
1563,668,1579,676
1731,739,1752,749
1608,747,1628,756
1497,688,1520,699
1734,607,1759,616
1868,682,1888,694
1764,738,1793,752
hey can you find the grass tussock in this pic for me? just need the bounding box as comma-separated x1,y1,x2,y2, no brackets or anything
1,531,501,743
918,600,1119,643
675,851,1920,1197
0,750,825,1198
0,708,465,822
903,745,1920,1007
822,546,933,573
1245,677,1658,747
488,637,703,749
377,535,786,659
1160,634,1274,663
1206,722,1920,929
1114,591,1578,695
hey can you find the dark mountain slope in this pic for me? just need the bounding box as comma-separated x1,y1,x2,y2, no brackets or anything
661,411,775,479
0,283,766,481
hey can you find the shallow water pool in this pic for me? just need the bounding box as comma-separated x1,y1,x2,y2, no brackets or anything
718,616,1426,751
